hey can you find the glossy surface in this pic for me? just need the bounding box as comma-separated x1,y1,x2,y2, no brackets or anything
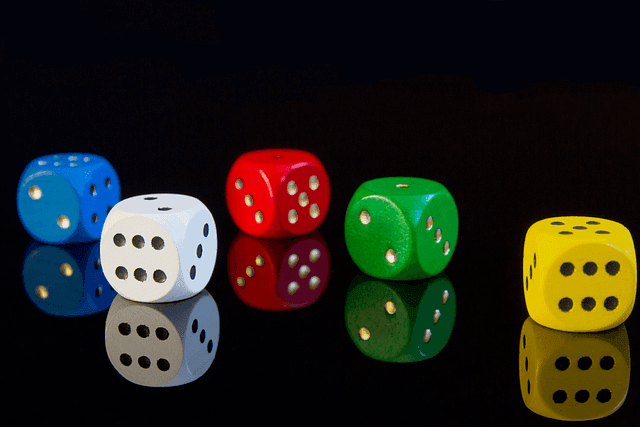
227,232,330,310
5,17,640,424
105,290,220,387
519,317,630,421
22,241,116,316
523,217,637,332
345,274,456,362
226,149,330,238
16,153,121,244
345,177,458,280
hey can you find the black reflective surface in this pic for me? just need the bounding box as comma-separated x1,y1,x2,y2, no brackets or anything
4,3,640,425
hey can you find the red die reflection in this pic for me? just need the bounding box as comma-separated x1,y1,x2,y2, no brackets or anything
228,232,330,310
225,149,330,238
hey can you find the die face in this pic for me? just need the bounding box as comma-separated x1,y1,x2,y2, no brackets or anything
359,177,447,197
22,241,117,316
228,232,329,310
345,191,412,279
226,149,330,238
182,209,217,294
530,216,632,239
345,279,413,361
106,300,184,387
111,193,202,215
228,234,281,309
238,148,323,169
524,217,637,332
276,165,330,236
345,274,456,362
105,291,219,387
101,215,180,302
75,158,121,239
277,236,330,308
226,163,277,237
176,292,220,385
519,317,630,421
415,191,458,278
541,244,635,331
22,244,85,315
101,194,216,303
17,153,120,243
404,275,456,361
82,241,118,312
17,171,81,243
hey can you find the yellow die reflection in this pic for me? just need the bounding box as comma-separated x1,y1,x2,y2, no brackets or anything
523,216,636,332
519,317,630,421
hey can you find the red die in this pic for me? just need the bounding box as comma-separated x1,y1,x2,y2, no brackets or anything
226,149,330,238
227,232,330,310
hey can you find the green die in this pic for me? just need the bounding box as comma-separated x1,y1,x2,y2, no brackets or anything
345,273,456,362
344,177,458,280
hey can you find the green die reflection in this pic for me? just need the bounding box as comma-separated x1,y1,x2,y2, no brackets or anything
345,273,456,362
344,177,458,280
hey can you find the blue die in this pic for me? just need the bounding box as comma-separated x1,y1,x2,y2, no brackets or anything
22,240,117,316
17,153,121,244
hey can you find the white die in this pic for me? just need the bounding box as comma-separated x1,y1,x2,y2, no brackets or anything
105,290,220,387
100,194,217,303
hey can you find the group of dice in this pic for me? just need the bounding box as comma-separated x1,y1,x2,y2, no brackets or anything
18,150,636,324
16,153,217,303
227,150,461,282
17,149,462,306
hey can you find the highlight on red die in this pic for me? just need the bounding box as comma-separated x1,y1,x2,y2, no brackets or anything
225,149,330,238
227,231,331,310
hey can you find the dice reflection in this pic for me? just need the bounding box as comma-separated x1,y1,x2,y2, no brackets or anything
519,316,630,421
345,273,456,362
22,240,116,316
227,232,330,310
105,290,220,387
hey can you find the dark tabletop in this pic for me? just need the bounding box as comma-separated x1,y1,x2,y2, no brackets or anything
2,2,640,426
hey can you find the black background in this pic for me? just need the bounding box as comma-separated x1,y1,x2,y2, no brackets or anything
2,2,640,425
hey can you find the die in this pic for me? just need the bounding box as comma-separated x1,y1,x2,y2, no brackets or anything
100,194,217,303
228,231,330,310
519,317,630,421
523,216,637,332
17,153,121,244
22,240,117,316
344,177,458,280
105,290,220,387
345,273,456,362
226,148,330,238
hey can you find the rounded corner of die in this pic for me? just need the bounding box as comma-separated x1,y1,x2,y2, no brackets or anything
528,217,552,236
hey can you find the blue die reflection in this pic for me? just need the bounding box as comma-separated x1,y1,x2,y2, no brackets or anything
16,153,120,244
22,240,117,316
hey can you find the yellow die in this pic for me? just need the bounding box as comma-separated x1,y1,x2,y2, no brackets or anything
519,317,630,421
523,216,637,332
